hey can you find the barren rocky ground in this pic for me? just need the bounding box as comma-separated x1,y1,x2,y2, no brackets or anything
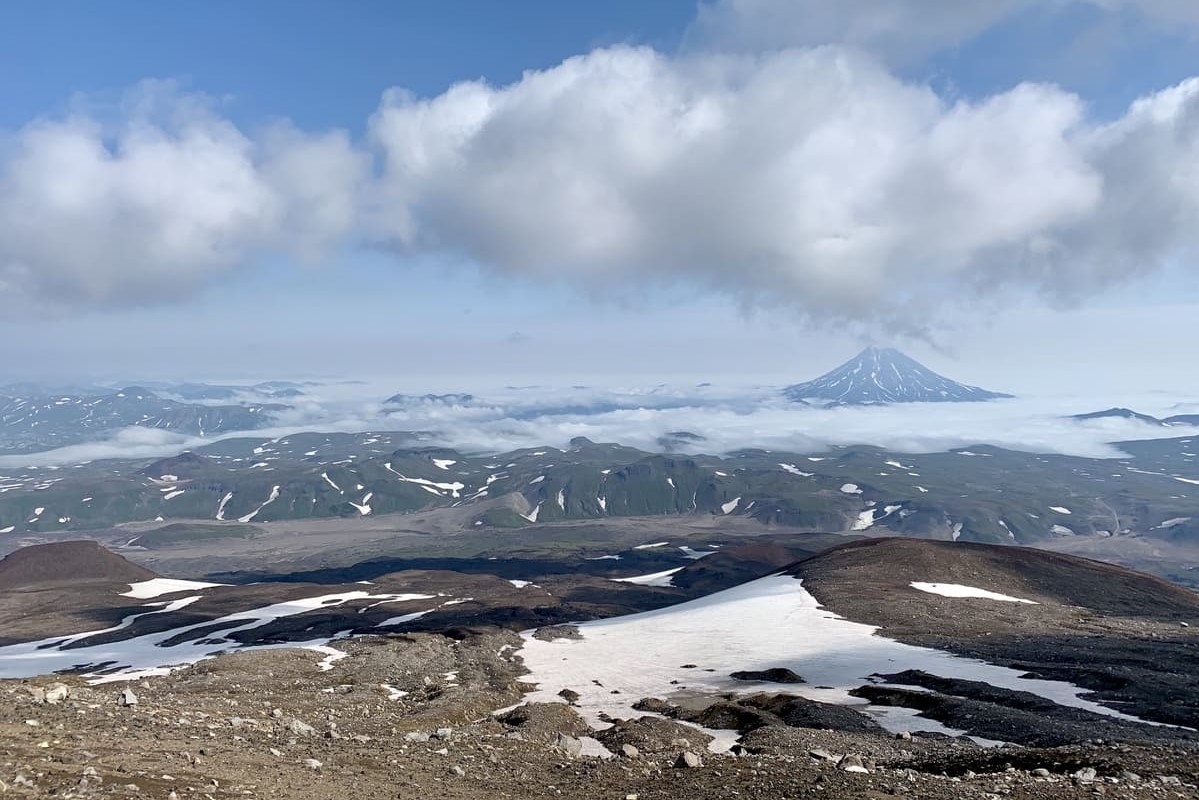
2,629,1198,799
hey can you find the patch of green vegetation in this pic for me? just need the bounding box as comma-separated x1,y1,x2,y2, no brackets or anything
133,524,261,549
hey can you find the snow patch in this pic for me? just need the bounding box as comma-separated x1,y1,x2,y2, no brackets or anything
910,582,1038,604
612,567,684,587
121,578,224,599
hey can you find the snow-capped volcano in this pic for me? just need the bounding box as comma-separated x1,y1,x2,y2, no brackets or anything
783,347,1012,405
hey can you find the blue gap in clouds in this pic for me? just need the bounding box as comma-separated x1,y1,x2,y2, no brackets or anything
916,2,1199,119
0,0,697,133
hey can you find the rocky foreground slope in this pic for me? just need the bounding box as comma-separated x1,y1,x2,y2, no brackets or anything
2,632,1197,800
1,539,1197,798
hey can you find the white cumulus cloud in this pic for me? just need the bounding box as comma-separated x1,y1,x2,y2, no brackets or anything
0,83,366,308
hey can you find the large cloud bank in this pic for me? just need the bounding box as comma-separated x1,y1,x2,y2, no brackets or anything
2,4,1199,329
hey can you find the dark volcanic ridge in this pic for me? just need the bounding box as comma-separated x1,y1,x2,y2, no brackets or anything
0,540,157,590
790,538,1199,729
783,347,1012,405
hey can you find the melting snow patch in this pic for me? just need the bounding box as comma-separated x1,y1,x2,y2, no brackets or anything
0,590,415,682
238,486,280,523
121,578,224,599
612,567,684,587
910,583,1038,604
310,644,349,671
779,463,814,477
1049,506,1072,515
721,497,741,514
840,483,862,495
215,491,234,521
851,510,877,531
633,541,669,550
432,459,457,470
678,546,716,559
383,464,464,497
376,611,432,628
509,580,533,588
381,684,408,700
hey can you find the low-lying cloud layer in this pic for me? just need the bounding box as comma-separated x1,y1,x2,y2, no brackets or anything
3,382,1195,468
2,4,1199,330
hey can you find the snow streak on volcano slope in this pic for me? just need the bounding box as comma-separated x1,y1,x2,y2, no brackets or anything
0,590,438,683
517,575,1159,736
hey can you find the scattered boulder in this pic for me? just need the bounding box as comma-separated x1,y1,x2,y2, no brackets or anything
729,668,805,684
594,716,712,756
557,688,580,704
285,717,316,737
631,697,678,716
497,703,589,744
532,625,582,642
675,751,703,769
44,683,70,705
555,733,583,757
620,744,640,759
117,688,138,707
742,693,884,734
1073,767,1098,784
837,754,870,774
684,700,779,734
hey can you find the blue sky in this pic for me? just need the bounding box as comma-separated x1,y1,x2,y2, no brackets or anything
0,1,693,131
2,1,1198,391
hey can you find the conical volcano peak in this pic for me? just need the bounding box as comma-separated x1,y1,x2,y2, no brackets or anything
783,348,1012,405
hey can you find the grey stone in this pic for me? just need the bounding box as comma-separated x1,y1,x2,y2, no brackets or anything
674,751,703,769
838,754,870,774
555,733,583,757
285,717,316,737
117,688,138,707
44,683,70,705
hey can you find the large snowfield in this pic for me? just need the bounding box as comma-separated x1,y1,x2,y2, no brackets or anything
517,575,1159,739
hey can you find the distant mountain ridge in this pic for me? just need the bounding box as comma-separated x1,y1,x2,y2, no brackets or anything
783,347,1012,405
0,387,288,455
1071,407,1199,426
